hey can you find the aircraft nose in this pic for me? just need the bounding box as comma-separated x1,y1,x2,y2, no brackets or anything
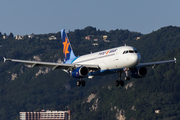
131,53,141,65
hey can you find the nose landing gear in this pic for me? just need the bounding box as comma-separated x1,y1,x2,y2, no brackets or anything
115,70,124,87
125,68,130,81
115,69,130,87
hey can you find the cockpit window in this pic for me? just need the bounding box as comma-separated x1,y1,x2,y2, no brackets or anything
129,50,134,53
123,50,138,54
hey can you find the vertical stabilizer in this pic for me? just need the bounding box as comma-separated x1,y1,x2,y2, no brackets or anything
61,29,77,63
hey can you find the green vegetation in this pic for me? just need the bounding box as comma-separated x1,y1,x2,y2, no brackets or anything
0,26,180,119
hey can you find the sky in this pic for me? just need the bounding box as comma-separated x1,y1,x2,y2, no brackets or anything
0,0,180,35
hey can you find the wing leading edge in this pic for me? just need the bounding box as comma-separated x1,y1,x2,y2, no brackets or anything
3,57,99,71
136,57,176,68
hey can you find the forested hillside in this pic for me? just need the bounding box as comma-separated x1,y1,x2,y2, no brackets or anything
0,26,180,120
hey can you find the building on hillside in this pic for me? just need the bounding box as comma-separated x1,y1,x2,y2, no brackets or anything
49,36,57,40
92,43,98,46
103,35,107,40
85,35,92,40
20,110,70,120
3,35,9,39
104,40,110,42
155,110,160,114
28,33,35,39
15,35,24,40
20,112,40,120
136,37,141,40
93,39,98,42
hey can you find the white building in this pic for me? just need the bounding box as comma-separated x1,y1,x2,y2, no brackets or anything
20,110,70,120
92,43,98,46
93,39,98,42
104,40,110,42
49,36,57,40
136,37,141,40
28,33,35,39
3,35,8,39
20,112,40,120
103,35,108,40
15,35,24,40
155,110,160,114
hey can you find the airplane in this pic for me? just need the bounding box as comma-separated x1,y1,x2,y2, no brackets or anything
3,29,176,87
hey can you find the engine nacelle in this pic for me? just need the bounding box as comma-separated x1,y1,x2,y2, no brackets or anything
71,66,89,78
130,67,147,78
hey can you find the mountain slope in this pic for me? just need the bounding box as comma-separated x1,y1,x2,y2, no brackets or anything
0,26,179,119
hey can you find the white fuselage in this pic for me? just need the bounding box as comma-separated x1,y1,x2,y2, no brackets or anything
72,46,141,75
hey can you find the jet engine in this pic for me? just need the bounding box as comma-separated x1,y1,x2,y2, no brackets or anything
71,66,89,78
130,67,147,78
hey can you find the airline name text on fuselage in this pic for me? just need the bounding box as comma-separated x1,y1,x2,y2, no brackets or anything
98,49,117,56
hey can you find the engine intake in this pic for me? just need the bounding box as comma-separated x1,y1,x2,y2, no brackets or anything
71,66,89,78
130,67,147,78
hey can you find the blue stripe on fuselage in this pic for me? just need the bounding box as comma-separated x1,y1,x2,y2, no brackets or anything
70,56,79,64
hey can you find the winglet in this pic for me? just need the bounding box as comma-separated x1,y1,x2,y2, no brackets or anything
174,57,177,63
3,57,6,63
3,57,11,63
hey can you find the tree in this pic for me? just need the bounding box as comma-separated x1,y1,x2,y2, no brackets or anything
0,32,2,38
84,26,96,35
9,32,14,38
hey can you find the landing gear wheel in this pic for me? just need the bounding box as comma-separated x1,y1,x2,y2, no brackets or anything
115,80,119,87
116,70,124,87
82,80,86,87
77,80,81,87
120,80,124,86
125,76,130,81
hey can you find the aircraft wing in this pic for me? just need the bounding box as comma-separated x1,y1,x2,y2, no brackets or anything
136,58,176,68
3,57,99,70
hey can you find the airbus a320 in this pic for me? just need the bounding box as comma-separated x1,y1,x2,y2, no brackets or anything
4,29,176,87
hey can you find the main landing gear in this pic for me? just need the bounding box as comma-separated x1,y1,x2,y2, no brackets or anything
115,69,130,87
77,79,86,87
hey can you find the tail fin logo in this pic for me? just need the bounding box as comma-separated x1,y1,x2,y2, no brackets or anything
61,29,77,63
63,37,70,59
